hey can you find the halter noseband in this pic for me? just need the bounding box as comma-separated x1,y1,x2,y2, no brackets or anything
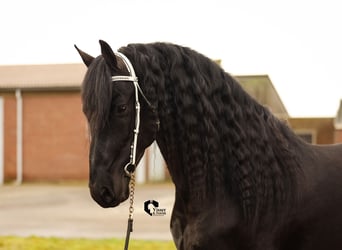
111,52,153,177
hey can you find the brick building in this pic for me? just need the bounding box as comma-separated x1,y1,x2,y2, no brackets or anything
0,64,88,183
0,64,341,183
236,75,342,145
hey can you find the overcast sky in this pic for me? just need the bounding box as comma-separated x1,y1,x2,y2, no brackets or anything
1,0,341,117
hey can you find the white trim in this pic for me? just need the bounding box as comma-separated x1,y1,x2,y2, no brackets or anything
334,123,342,130
15,89,23,185
0,97,4,185
136,154,146,184
148,142,166,182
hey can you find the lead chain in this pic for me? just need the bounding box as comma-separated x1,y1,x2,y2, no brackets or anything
128,172,135,219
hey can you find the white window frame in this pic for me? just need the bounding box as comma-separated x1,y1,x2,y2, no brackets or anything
295,129,317,144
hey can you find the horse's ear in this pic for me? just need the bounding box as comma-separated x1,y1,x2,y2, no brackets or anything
99,40,118,70
74,45,94,67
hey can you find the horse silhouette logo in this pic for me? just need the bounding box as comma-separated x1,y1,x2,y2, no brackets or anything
144,200,159,216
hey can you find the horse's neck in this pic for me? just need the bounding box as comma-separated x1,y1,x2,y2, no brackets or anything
134,45,302,215
154,76,229,203
155,77,302,220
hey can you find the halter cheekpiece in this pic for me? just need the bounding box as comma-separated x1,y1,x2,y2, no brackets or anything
111,52,150,177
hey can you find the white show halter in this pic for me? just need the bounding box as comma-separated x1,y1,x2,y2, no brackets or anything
111,52,154,177
111,52,141,177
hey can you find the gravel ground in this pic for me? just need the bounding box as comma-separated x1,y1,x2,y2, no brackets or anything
0,183,175,240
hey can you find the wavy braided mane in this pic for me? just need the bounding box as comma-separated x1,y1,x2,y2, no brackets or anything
114,43,301,224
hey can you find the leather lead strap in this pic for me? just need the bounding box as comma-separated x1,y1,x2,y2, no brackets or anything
124,218,133,250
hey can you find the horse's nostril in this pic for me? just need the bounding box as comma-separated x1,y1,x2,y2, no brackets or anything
100,187,114,204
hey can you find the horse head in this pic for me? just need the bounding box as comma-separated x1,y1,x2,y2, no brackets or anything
75,40,159,208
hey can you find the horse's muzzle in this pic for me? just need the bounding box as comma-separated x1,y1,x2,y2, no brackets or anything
89,184,121,208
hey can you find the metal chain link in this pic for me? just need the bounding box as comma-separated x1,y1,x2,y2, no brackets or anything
128,172,135,219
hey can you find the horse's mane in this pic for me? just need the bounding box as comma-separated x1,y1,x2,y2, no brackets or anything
84,42,302,224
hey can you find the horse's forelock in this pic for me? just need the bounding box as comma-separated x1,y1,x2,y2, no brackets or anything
81,56,113,135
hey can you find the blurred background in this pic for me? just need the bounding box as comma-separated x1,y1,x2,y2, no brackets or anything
0,0,341,247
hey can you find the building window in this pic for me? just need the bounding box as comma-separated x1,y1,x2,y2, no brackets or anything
295,130,316,144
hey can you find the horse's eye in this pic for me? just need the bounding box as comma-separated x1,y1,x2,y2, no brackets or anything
117,104,127,114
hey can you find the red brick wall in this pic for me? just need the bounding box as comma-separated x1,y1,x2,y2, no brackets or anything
3,93,17,181
2,90,89,182
335,130,342,143
22,91,89,181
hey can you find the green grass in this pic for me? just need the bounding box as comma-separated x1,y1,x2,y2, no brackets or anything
0,236,176,250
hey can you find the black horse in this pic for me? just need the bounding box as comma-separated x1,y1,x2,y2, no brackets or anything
76,40,342,250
